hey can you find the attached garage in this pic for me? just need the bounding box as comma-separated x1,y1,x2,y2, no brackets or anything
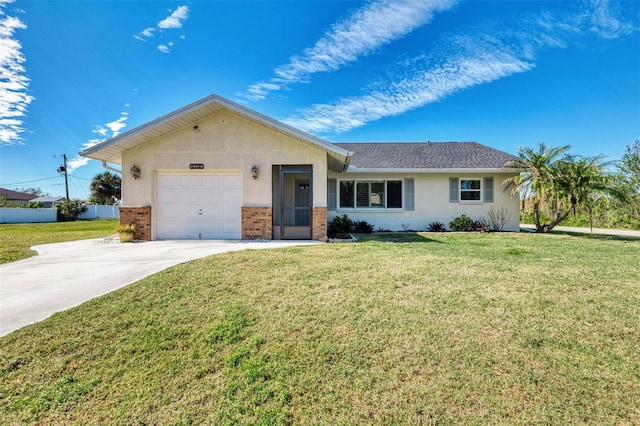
79,94,353,241
156,173,242,239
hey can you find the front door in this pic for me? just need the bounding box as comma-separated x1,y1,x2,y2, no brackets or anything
279,167,312,239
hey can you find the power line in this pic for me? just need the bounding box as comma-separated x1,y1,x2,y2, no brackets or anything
68,175,89,199
0,154,61,158
70,175,93,182
0,176,60,186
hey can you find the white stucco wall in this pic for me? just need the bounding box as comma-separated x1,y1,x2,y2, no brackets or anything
327,171,520,232
120,110,328,208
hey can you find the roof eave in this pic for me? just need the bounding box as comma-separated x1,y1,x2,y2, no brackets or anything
342,167,518,174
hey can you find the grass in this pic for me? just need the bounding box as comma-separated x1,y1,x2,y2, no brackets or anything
1,231,639,424
0,220,118,264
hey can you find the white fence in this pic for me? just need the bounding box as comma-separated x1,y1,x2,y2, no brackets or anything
79,205,120,220
0,205,120,224
0,208,57,223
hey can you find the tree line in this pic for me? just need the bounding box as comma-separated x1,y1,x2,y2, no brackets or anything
505,140,640,232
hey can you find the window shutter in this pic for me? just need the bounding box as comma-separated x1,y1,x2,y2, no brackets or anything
484,177,494,203
405,178,415,211
328,179,337,210
449,177,459,203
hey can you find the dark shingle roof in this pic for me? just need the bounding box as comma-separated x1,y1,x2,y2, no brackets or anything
334,142,516,170
0,188,37,201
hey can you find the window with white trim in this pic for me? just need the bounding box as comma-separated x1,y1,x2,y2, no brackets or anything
339,179,403,209
460,179,481,201
449,177,494,203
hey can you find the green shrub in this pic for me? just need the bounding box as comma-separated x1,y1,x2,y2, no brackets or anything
449,214,474,232
328,214,354,237
56,200,88,222
427,221,447,232
353,219,374,234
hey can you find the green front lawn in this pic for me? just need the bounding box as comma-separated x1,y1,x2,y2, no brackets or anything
0,220,118,264
1,232,639,424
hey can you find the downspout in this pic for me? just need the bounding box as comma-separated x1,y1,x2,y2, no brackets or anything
101,161,122,175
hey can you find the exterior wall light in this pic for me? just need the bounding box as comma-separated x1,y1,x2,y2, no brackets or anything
130,165,141,180
251,165,259,180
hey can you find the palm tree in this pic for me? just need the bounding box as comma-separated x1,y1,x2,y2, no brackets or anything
503,142,571,232
90,171,121,205
564,156,625,233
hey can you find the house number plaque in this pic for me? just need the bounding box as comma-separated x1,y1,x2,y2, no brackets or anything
189,163,205,170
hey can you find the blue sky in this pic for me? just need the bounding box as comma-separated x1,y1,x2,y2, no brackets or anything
1,0,638,199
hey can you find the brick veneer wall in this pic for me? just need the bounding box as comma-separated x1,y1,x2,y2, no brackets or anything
120,206,152,241
312,207,327,240
242,207,272,240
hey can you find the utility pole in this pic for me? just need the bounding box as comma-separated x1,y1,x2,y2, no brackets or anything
57,154,69,200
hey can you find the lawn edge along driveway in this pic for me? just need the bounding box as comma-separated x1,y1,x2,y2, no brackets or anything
0,237,320,336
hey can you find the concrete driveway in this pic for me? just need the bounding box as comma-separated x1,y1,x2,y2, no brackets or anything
0,236,320,337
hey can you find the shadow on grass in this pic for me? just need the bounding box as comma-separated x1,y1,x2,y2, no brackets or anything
549,231,640,242
354,232,443,243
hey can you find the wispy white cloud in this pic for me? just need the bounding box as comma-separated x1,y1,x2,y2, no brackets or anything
134,27,155,41
0,0,33,145
134,5,189,52
584,0,635,39
285,0,638,135
157,5,189,29
157,41,174,54
69,108,130,172
285,49,534,134
238,0,458,102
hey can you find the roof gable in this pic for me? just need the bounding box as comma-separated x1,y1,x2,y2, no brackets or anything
334,142,517,171
80,94,351,171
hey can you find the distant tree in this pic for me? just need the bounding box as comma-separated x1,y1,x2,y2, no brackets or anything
619,140,640,181
561,155,623,233
619,140,640,191
14,187,50,197
90,172,121,205
611,140,640,227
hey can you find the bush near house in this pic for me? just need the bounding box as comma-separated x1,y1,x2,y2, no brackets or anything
449,214,474,232
328,214,354,238
427,221,447,232
472,218,490,232
329,214,375,237
353,219,374,234
56,199,88,222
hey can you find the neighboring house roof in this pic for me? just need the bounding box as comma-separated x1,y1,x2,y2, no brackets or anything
30,196,66,203
334,142,517,172
0,188,37,202
80,94,352,172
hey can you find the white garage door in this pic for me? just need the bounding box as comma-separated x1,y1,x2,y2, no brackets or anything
156,173,242,239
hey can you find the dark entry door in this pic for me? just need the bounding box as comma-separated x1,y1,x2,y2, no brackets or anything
280,168,312,239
